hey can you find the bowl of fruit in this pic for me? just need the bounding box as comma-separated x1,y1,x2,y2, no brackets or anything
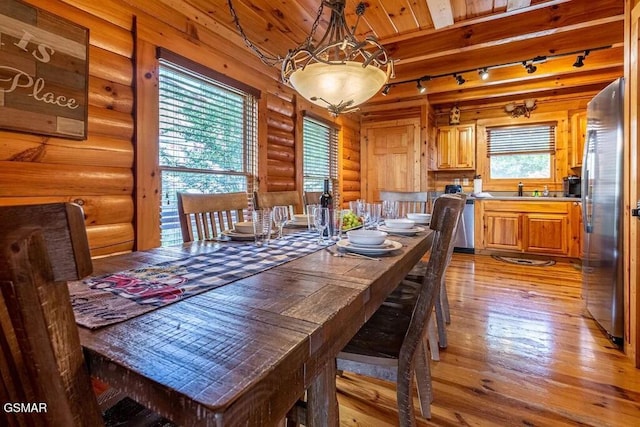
341,210,363,231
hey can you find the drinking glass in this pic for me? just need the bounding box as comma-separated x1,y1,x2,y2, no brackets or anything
366,203,382,229
312,206,330,245
272,205,288,239
252,208,272,247
382,200,398,221
306,204,319,231
331,209,345,241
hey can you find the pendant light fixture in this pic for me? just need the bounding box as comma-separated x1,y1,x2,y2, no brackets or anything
228,0,393,117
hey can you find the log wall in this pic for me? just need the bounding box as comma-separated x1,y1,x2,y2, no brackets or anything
0,0,136,257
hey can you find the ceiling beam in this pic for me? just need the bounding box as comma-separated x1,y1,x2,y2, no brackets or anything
385,0,623,64
392,20,622,79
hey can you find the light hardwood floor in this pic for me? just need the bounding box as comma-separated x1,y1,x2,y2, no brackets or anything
336,253,640,426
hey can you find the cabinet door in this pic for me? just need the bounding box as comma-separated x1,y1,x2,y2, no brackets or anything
524,213,568,255
484,212,521,250
454,125,475,169
570,111,587,168
436,127,454,169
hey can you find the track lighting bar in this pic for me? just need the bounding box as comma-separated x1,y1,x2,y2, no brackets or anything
381,45,611,96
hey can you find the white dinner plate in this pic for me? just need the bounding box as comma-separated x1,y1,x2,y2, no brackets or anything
378,225,426,235
336,239,402,255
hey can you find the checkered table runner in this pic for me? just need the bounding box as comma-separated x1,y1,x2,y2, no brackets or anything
70,231,330,329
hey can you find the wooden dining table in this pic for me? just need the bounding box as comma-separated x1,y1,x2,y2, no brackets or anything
76,228,434,426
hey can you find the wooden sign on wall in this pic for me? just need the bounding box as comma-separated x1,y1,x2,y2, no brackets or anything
0,0,89,140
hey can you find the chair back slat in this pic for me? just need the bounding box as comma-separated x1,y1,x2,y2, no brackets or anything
379,191,430,218
177,192,249,242
254,191,302,219
0,222,103,426
396,195,464,426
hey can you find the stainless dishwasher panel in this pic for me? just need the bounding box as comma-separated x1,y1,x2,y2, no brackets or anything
454,199,474,253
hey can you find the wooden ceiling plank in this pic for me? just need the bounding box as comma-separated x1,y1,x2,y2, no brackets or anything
426,0,454,29
507,0,532,12
383,0,420,34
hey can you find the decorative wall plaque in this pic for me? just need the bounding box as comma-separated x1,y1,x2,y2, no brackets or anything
0,0,89,140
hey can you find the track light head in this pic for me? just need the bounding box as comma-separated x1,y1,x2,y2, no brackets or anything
523,62,537,74
381,85,391,96
416,80,426,94
478,68,489,80
454,74,466,85
573,55,585,68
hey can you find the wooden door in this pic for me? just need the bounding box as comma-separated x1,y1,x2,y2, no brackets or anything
484,212,521,251
524,213,568,255
363,119,421,202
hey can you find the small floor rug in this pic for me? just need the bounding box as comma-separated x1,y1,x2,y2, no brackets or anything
492,255,556,267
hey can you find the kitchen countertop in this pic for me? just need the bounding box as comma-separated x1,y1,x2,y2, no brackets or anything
473,196,581,202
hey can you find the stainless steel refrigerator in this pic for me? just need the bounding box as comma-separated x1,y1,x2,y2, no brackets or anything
581,77,624,346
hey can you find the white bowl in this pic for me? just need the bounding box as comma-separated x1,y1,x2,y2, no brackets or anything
406,213,431,223
234,221,254,234
347,230,387,246
384,218,416,229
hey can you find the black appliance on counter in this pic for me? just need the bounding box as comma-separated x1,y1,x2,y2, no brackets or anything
444,184,462,194
563,175,581,197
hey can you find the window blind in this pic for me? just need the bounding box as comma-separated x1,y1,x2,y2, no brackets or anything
487,123,556,156
303,116,339,197
158,57,258,246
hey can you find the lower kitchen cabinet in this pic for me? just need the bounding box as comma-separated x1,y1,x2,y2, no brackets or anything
477,200,579,258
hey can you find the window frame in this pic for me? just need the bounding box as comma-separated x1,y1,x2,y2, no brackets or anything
302,113,340,206
476,113,567,192
156,49,259,246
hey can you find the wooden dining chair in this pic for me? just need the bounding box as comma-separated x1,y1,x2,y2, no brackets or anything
177,192,248,242
254,190,302,219
403,193,467,352
0,203,175,427
336,195,464,425
379,190,430,218
303,191,323,210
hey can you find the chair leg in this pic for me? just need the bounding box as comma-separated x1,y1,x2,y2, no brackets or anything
427,313,439,361
415,340,433,419
434,295,448,349
441,277,451,324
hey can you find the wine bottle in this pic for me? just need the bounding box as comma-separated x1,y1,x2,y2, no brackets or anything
320,179,333,237
320,179,333,208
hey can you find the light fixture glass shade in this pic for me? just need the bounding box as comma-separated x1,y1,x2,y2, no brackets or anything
281,1,392,117
289,62,387,111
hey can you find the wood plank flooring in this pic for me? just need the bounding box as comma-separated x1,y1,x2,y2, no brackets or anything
335,253,640,426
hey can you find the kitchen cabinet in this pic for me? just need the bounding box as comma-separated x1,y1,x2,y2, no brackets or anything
570,111,587,169
477,200,578,257
435,124,475,170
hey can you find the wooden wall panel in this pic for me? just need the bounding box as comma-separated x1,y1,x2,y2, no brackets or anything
0,0,134,257
266,93,296,192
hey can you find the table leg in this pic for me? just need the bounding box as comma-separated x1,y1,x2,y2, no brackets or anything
306,360,338,427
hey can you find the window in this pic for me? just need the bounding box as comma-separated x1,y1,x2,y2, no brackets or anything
486,123,556,179
303,116,339,199
158,52,258,246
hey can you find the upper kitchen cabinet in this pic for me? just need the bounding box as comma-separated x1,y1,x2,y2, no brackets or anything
434,124,475,170
570,111,587,169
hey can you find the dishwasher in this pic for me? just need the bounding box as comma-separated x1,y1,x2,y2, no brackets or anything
453,198,474,253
